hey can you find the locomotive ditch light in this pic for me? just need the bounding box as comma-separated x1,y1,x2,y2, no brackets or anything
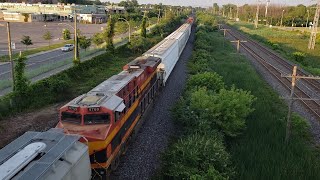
68,106,79,111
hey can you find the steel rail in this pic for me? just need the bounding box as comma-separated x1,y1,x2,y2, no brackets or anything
226,28,320,120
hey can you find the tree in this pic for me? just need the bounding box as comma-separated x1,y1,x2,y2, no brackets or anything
140,17,147,38
92,33,104,47
128,37,151,54
43,31,53,47
104,16,115,52
20,35,33,50
14,55,29,95
62,29,71,40
213,3,219,14
78,35,91,51
21,13,30,22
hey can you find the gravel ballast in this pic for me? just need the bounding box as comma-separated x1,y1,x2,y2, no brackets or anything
111,25,196,179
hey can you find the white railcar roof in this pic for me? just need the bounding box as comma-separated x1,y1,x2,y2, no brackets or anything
144,38,177,57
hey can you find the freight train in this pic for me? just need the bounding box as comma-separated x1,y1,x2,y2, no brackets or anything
0,17,194,180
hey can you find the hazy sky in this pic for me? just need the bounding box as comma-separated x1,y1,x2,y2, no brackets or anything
104,0,315,7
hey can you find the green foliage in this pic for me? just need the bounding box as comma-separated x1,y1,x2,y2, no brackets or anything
198,18,320,179
92,33,104,46
62,29,71,40
140,17,147,38
42,31,53,47
0,15,181,118
197,12,217,26
78,35,91,51
162,134,233,179
104,16,116,52
13,55,29,95
187,72,225,92
128,37,151,54
20,35,33,50
189,87,256,137
292,51,307,65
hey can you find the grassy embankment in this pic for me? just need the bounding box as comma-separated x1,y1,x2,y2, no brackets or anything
0,15,186,119
160,14,320,179
229,21,320,75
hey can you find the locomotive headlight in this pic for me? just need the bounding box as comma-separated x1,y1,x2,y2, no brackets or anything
88,107,100,112
68,106,78,111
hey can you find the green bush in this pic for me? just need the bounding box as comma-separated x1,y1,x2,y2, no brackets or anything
128,37,152,54
190,87,256,137
292,51,307,65
187,72,225,93
162,133,233,179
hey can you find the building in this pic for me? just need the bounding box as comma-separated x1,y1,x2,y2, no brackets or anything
0,2,107,23
105,5,126,14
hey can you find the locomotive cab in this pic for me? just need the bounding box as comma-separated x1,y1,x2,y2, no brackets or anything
57,93,125,141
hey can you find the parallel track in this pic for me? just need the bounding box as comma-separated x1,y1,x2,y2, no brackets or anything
226,25,320,95
224,25,320,120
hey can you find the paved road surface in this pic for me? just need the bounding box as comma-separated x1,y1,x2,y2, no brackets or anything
0,48,73,80
0,22,106,56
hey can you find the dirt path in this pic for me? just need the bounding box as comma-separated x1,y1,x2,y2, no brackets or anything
0,103,64,148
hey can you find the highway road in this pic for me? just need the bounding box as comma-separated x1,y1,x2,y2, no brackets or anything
0,49,73,80
0,25,154,96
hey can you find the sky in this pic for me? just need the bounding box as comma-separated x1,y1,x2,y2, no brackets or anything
104,0,315,7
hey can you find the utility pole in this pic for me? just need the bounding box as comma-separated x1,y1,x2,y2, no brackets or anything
306,9,310,28
282,66,320,143
220,28,230,37
236,6,239,20
229,7,232,19
280,9,284,27
265,0,270,25
255,1,261,28
308,0,320,50
230,40,247,53
6,22,15,89
74,10,79,64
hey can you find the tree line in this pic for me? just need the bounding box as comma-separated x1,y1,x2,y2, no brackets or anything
211,3,318,27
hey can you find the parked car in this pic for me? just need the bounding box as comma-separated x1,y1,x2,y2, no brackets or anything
61,44,74,52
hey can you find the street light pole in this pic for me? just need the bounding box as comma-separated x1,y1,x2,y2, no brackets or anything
58,20,79,64
118,18,130,43
0,22,15,89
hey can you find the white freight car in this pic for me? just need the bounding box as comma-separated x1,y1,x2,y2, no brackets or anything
0,129,91,180
144,23,192,84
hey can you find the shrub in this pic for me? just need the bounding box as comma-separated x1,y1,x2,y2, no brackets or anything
190,87,256,137
162,134,233,179
62,29,71,40
14,55,29,95
292,51,307,65
187,72,225,93
128,37,151,54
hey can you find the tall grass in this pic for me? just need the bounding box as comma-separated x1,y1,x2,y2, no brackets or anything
204,27,320,179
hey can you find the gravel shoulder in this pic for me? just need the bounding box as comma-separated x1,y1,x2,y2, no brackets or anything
111,25,196,179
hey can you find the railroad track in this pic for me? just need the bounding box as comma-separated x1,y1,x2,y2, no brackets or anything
225,25,320,97
224,25,320,120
